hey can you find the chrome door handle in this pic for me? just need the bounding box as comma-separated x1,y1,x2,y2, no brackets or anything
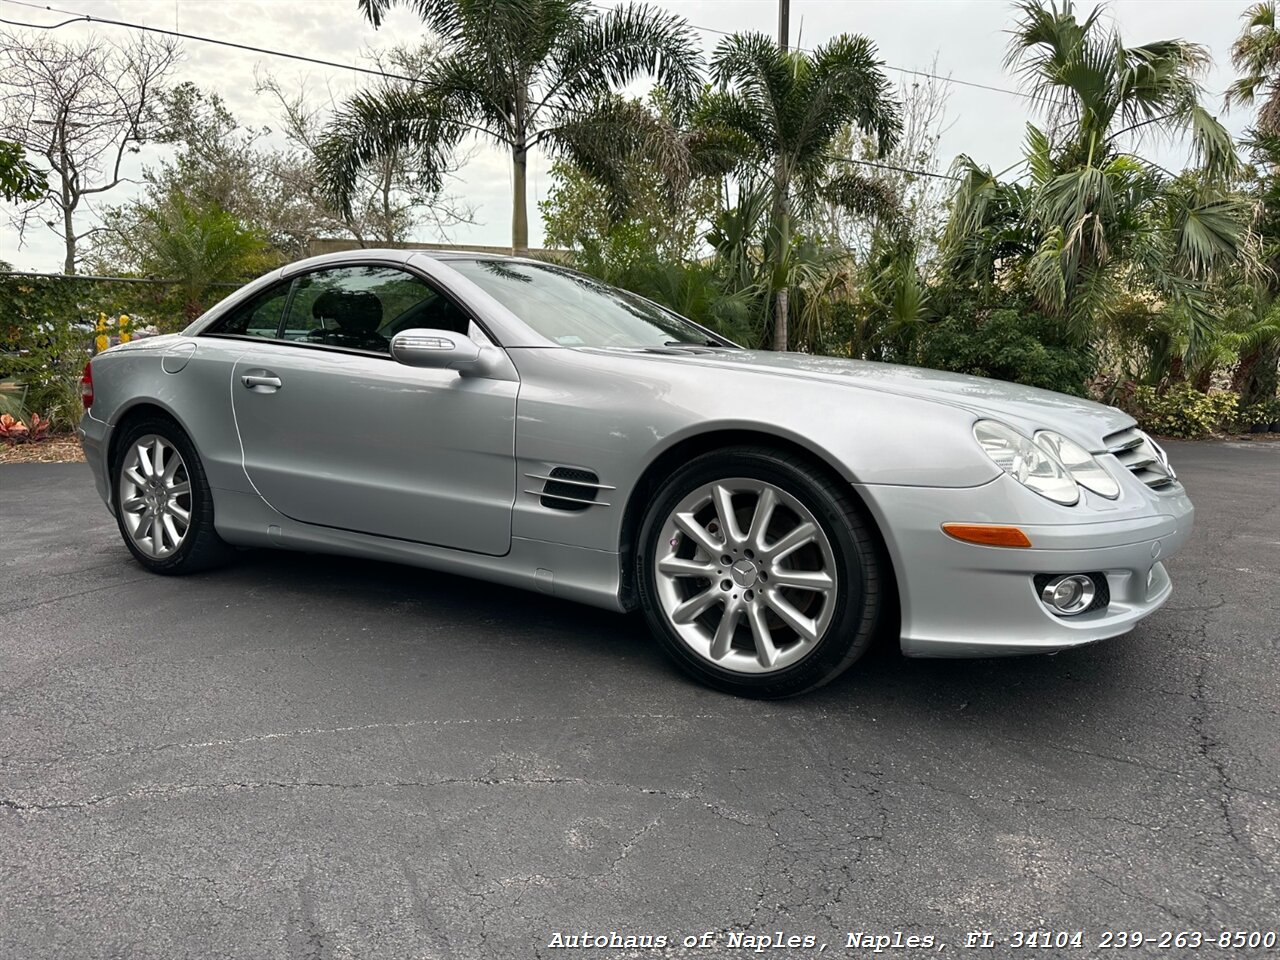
241,374,282,390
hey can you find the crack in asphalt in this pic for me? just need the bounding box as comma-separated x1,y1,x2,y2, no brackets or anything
2,711,822,768
0,775,757,825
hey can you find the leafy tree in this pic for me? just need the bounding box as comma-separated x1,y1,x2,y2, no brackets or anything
1226,3,1280,407
0,29,179,273
540,91,723,271
943,1,1248,358
697,32,901,350
541,158,715,274
821,61,952,268
319,0,702,253
141,83,315,259
128,197,273,325
258,43,475,248
915,298,1098,396
0,139,45,202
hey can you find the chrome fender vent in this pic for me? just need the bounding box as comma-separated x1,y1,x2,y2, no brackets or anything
526,467,615,511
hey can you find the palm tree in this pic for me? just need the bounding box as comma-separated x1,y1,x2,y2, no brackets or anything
1226,4,1280,407
944,0,1248,352
1227,1,1280,135
697,33,900,350
319,0,701,253
137,197,271,322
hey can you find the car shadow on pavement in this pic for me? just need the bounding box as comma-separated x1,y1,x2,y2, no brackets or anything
217,545,1136,730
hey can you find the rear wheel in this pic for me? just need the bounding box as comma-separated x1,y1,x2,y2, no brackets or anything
112,417,233,574
637,447,881,698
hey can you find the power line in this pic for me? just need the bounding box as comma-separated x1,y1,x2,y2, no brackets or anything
0,0,963,183
586,1,1034,101
0,270,238,286
4,0,1034,102
828,155,960,182
0,0,421,83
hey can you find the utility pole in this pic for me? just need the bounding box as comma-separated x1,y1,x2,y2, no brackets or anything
772,0,792,351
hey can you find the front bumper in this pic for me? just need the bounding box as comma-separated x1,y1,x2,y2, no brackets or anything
855,472,1194,657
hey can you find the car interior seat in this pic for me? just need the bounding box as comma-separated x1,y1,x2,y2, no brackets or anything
311,289,388,352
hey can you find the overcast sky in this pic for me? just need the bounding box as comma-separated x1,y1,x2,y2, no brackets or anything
0,0,1258,272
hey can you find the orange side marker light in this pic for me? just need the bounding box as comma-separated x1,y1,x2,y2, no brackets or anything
942,523,1033,548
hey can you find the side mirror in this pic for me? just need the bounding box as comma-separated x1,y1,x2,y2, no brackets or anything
390,328,481,371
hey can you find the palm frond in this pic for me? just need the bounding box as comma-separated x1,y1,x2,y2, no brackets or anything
358,0,462,31
1169,194,1251,278
820,171,901,226
315,85,458,217
1025,123,1056,186
1188,104,1240,182
803,34,901,159
549,2,702,115
708,32,790,152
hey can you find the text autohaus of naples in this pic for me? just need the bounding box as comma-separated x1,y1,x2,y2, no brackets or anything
543,930,940,950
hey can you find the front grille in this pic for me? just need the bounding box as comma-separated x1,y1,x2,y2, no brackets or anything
1102,427,1178,490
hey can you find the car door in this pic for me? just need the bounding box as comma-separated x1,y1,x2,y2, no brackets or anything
230,263,518,556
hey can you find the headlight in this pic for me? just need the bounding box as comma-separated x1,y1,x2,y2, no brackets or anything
973,420,1079,505
1034,431,1120,499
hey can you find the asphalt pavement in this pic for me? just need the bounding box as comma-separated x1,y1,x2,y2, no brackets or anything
1,441,1278,959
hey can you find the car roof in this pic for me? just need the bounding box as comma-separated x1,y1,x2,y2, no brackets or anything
278,248,551,276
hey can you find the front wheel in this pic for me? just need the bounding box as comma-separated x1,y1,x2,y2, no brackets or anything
636,447,881,698
112,417,234,574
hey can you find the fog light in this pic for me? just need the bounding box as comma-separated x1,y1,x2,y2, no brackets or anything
1040,574,1096,616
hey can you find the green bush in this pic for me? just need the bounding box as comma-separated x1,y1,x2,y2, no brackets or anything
0,270,172,430
1235,395,1280,430
914,303,1096,397
1127,384,1242,439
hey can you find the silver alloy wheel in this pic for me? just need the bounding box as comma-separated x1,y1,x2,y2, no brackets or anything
118,434,192,559
653,478,838,674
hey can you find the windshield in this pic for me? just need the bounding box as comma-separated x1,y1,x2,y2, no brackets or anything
448,258,732,349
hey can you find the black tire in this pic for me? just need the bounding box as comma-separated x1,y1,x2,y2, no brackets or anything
111,415,235,575
636,446,881,698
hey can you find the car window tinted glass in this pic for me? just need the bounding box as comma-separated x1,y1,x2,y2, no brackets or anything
207,282,291,339
448,259,724,348
283,266,456,354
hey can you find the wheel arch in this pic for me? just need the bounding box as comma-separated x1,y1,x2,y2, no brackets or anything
616,427,901,631
105,401,193,483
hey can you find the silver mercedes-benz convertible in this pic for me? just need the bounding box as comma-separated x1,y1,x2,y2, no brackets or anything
79,249,1193,697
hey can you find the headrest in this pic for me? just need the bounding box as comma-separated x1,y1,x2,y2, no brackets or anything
312,289,382,333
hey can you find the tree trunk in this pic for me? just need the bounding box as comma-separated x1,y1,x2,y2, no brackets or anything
773,287,790,352
1234,341,1280,408
62,206,75,275
1231,345,1259,394
770,168,790,352
59,132,76,275
511,141,529,254
381,160,394,245
60,181,75,274
1192,364,1213,392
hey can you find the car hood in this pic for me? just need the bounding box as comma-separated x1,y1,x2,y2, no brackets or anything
628,348,1134,450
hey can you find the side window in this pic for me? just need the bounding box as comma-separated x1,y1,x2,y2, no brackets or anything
205,282,292,339
281,265,470,355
